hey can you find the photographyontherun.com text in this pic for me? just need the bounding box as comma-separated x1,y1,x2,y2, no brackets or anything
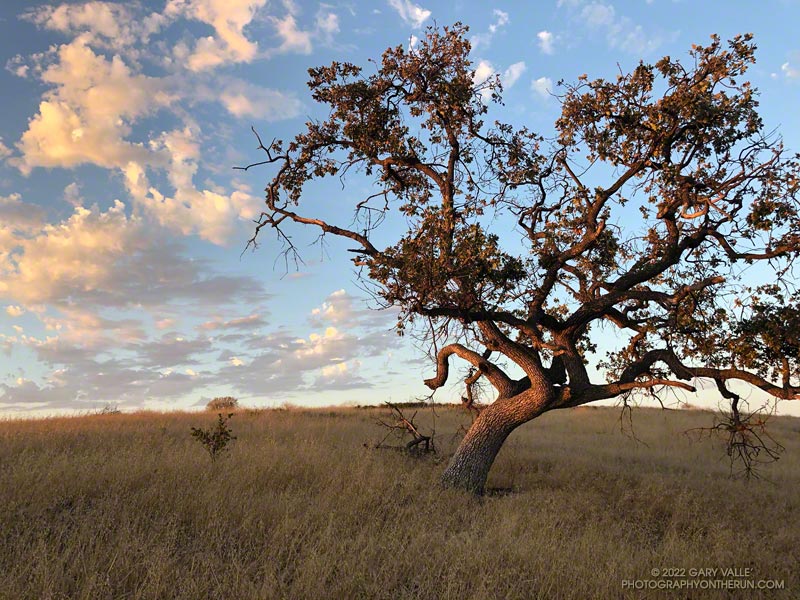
623,568,785,591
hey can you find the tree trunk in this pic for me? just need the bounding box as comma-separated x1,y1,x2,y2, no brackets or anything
441,389,550,494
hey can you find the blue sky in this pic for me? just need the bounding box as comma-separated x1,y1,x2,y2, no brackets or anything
1,0,799,417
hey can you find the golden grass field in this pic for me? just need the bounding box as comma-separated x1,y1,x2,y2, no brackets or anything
1,405,798,599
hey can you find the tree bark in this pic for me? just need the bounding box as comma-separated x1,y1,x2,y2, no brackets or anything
441,387,551,494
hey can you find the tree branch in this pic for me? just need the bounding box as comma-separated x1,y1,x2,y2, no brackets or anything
424,343,516,398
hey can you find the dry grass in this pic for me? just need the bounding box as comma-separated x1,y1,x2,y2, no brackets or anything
1,405,798,599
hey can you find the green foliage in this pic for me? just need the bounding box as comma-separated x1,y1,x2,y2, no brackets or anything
190,413,237,462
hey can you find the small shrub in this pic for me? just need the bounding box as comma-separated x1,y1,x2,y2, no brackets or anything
190,413,237,462
206,396,239,411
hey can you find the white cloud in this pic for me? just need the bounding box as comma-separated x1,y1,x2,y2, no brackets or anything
561,0,668,55
489,9,509,33
531,76,553,99
782,61,800,79
472,8,510,50
387,0,431,29
123,127,262,245
473,60,525,99
581,2,615,27
265,3,342,56
320,360,348,378
219,80,302,120
165,0,268,71
269,13,313,54
502,61,527,89
315,8,340,42
473,59,498,101
309,289,400,332
537,30,554,54
310,289,354,324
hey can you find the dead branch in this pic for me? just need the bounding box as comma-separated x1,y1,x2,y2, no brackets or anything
374,402,435,455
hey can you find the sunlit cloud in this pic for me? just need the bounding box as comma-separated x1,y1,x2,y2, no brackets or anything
5,306,25,318
165,0,268,71
21,1,167,56
219,80,303,120
122,127,262,245
387,0,431,29
13,39,175,175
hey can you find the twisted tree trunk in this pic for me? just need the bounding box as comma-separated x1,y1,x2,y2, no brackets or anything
441,387,551,494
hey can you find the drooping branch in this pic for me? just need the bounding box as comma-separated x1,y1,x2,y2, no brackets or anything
424,343,516,398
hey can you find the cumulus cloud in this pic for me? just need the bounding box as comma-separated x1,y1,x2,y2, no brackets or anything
227,326,369,396
502,61,527,88
12,3,301,248
0,200,145,307
5,306,25,318
0,0,408,414
0,190,272,412
13,39,174,174
0,195,266,311
123,127,261,244
473,59,526,100
215,290,401,398
165,0,268,70
387,0,431,29
531,76,553,99
0,351,215,412
22,1,167,55
537,30,554,54
0,193,47,235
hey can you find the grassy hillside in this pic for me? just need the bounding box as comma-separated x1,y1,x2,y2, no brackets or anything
1,406,798,599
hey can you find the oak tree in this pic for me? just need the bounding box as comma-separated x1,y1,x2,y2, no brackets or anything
243,24,800,493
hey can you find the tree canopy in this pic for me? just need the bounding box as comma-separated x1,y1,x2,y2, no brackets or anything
244,24,800,490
